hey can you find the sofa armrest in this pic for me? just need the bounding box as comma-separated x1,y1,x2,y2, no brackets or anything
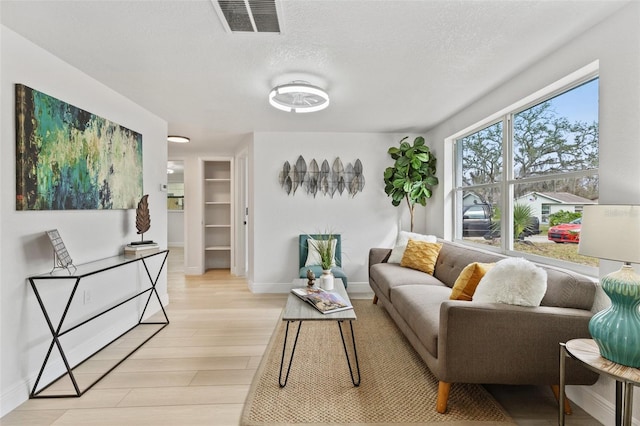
369,248,391,270
437,301,598,385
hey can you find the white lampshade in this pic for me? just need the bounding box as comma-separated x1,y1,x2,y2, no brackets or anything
578,204,640,263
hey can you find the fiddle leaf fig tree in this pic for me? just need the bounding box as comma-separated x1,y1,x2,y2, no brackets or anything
383,136,438,232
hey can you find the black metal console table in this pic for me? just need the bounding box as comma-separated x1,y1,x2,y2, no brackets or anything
28,249,170,398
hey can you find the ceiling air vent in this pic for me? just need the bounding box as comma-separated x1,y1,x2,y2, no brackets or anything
213,0,281,33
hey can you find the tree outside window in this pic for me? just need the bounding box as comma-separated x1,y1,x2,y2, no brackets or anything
455,77,599,268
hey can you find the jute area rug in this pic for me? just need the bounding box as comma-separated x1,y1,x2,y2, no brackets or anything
241,299,515,425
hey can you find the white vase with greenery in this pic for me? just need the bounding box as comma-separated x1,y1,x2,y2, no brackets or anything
316,235,335,291
321,269,334,290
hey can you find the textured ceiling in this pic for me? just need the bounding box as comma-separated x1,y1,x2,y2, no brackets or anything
1,0,630,153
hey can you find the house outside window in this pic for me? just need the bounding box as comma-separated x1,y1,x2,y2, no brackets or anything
454,76,599,270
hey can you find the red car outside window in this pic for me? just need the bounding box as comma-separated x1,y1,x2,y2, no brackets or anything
547,218,581,243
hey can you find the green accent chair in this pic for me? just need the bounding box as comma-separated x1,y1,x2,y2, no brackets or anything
299,234,348,287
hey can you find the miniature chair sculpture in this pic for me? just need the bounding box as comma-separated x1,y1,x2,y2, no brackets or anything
299,234,348,287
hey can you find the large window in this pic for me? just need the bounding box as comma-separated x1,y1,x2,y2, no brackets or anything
455,77,599,269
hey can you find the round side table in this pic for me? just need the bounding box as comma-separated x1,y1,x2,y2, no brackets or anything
559,339,640,426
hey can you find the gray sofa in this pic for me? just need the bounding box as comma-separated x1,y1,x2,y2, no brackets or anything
368,239,599,413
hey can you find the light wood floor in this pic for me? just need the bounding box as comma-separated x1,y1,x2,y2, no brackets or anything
1,248,602,425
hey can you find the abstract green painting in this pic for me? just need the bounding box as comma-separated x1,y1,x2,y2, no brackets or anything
15,84,143,210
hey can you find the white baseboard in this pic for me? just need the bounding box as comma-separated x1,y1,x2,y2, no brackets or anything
0,294,170,418
1,381,29,419
568,383,640,425
248,280,373,296
184,266,202,275
160,292,169,308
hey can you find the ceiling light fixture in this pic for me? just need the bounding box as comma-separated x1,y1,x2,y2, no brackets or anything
268,81,330,113
167,135,190,143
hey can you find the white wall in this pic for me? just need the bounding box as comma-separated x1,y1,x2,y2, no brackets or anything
167,169,185,246
0,26,168,415
425,3,640,424
249,132,428,293
168,211,184,246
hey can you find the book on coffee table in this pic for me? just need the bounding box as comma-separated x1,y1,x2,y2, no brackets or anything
291,287,353,314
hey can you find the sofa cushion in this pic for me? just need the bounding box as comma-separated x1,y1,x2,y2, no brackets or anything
400,240,443,275
391,285,452,357
433,241,506,288
539,266,596,310
450,262,495,301
370,263,445,301
388,231,438,263
473,257,547,307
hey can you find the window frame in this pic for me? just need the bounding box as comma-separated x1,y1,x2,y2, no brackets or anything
450,66,599,276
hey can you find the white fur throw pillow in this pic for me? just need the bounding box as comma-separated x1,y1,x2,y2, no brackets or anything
387,231,437,263
473,257,547,307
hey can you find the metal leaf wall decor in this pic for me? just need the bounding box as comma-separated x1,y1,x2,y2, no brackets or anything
320,160,330,196
278,161,292,195
278,157,365,198
293,155,306,195
306,159,319,197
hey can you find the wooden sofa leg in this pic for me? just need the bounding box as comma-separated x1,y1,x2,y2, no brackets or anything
436,381,451,413
372,294,378,304
550,385,572,415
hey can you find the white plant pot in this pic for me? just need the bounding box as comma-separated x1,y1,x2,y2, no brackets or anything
321,269,334,291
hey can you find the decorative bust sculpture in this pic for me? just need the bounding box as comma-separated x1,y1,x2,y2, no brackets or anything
306,269,316,287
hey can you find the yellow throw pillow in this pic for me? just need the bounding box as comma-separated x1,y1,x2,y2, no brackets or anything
400,239,443,275
450,262,496,301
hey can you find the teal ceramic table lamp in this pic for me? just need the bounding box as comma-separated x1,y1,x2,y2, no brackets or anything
578,205,640,367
